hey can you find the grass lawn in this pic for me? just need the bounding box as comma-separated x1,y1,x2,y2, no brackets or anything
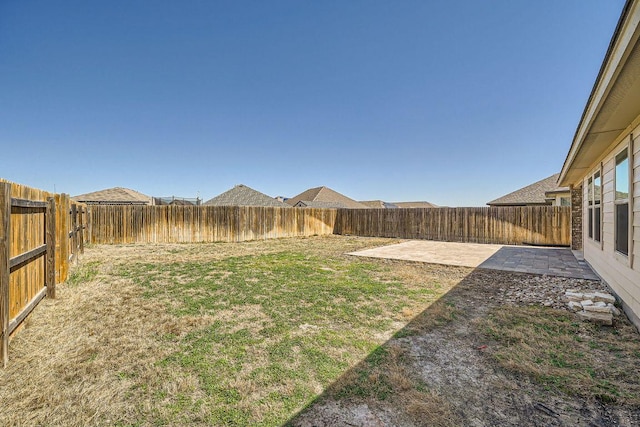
0,236,468,426
4,235,639,426
480,305,640,405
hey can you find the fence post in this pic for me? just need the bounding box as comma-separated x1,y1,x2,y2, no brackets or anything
70,204,78,264
87,205,92,244
78,206,84,255
46,197,56,299
0,182,11,367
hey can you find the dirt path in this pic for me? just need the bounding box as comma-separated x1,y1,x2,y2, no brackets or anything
290,267,640,427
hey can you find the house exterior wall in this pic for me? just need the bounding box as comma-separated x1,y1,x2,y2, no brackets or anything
550,192,571,206
582,120,640,328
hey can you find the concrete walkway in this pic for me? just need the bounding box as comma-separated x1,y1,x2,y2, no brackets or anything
348,240,599,280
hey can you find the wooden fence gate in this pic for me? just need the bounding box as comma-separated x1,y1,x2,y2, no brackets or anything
0,182,56,367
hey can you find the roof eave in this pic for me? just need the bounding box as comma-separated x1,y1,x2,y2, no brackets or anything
559,0,639,186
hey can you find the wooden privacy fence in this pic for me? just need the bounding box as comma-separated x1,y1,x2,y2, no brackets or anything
88,205,337,244
88,205,571,246
334,206,571,246
0,180,87,367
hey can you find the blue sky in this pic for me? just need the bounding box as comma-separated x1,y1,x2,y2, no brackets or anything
0,1,626,206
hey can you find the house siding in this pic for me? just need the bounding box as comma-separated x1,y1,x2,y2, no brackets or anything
583,121,640,329
634,128,640,265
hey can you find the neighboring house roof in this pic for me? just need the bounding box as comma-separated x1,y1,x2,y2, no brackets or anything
359,200,398,209
153,196,201,206
203,184,290,207
168,199,195,206
294,200,349,209
560,0,640,186
487,174,569,206
73,187,152,205
393,201,438,208
286,186,369,209
359,200,386,208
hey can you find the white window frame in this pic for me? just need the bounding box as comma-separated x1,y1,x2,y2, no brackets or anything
586,168,602,244
614,147,630,257
587,176,593,239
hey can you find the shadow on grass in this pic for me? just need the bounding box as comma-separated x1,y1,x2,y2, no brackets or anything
282,265,640,427
281,268,481,427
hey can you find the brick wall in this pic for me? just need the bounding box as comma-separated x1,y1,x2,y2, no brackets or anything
571,184,583,250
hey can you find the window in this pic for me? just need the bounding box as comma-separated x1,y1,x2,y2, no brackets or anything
560,197,570,207
587,171,601,242
594,171,601,242
615,149,629,255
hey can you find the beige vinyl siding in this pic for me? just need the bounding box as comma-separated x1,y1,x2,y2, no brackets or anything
634,129,640,264
594,255,640,319
582,121,640,325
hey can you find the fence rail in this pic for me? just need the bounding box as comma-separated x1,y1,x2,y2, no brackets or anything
334,206,571,246
0,180,87,367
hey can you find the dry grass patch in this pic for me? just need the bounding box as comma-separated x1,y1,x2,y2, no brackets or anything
0,265,185,426
478,305,640,404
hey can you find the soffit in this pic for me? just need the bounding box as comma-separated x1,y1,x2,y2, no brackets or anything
560,2,640,185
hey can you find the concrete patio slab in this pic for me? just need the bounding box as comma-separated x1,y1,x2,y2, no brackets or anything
348,240,599,280
347,240,504,268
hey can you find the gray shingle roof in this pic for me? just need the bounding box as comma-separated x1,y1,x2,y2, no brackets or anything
203,185,290,207
73,187,152,205
360,200,401,208
359,200,386,208
293,200,348,209
392,201,438,208
487,174,570,206
286,186,369,209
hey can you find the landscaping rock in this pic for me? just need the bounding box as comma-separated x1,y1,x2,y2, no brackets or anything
561,290,619,323
565,291,584,302
593,292,616,304
567,301,583,312
500,277,621,327
576,310,613,326
608,303,621,316
583,304,612,313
